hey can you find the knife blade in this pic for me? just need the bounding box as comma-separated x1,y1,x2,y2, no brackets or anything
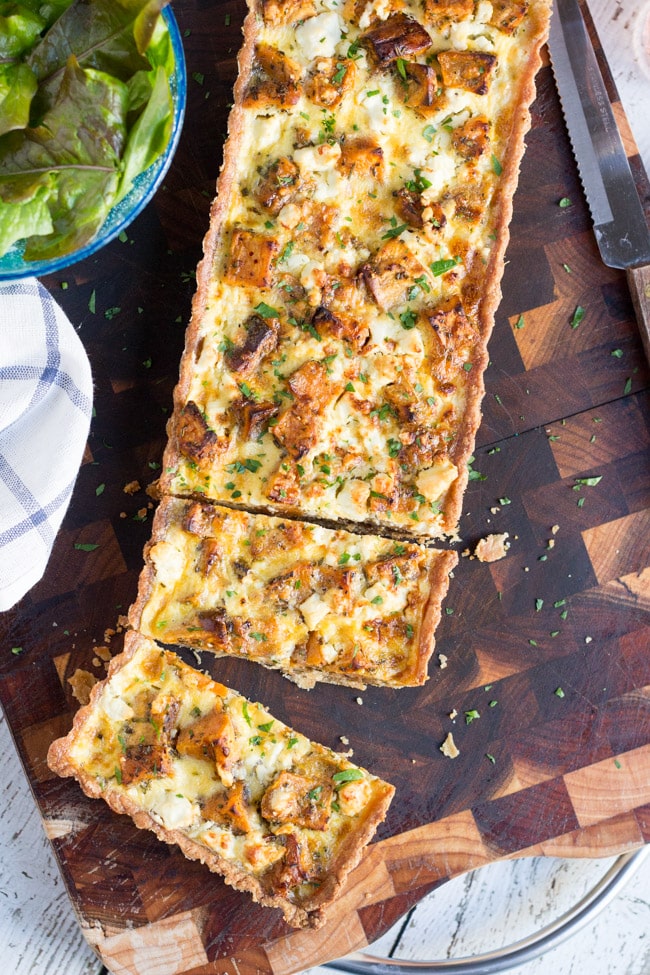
548,0,650,363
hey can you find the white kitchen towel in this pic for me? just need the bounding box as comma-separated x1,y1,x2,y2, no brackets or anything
0,278,93,611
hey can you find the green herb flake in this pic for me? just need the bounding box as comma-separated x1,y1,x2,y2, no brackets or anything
95,483,105,496
242,701,252,726
422,124,436,142
611,348,624,359
430,257,459,276
570,305,585,329
491,154,503,176
514,314,525,329
535,598,544,612
559,197,573,208
258,721,274,733
575,475,602,487
74,542,99,551
554,687,565,698
332,768,364,784
287,736,299,749
254,302,281,319
192,72,205,85
251,632,267,642
624,376,633,395
11,647,24,655
614,758,622,769
465,709,480,724
338,552,351,565
88,290,96,315
114,766,123,785
486,753,496,764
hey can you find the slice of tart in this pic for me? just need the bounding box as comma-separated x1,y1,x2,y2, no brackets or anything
47,631,395,929
130,498,457,689
159,0,552,538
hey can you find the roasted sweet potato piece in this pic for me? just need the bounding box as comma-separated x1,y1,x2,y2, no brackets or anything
225,313,280,376
398,62,445,114
489,0,528,34
176,707,239,787
260,771,334,831
224,229,279,289
230,397,279,439
244,43,303,108
312,306,369,351
363,13,432,63
262,0,317,25
452,116,490,159
273,360,332,460
265,462,302,505
438,50,497,95
202,781,255,834
263,833,313,897
423,0,474,30
339,137,384,179
266,562,317,605
306,57,355,108
427,295,478,382
366,551,421,587
184,500,217,537
361,239,427,311
395,187,424,229
254,157,301,215
176,401,222,464
118,696,178,786
448,183,486,223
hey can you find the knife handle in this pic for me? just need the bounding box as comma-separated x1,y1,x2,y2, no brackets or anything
626,265,650,367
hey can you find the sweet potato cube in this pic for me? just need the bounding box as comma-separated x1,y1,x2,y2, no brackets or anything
438,50,497,95
399,62,445,113
452,116,490,160
224,229,279,289
262,0,317,25
489,0,528,34
363,13,432,63
361,239,427,310
339,137,384,179
423,0,474,30
261,771,334,831
225,313,280,375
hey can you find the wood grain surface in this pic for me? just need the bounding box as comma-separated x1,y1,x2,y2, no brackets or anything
1,2,649,974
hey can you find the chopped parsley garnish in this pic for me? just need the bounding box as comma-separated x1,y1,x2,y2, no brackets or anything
422,124,436,142
430,257,460,276
570,305,585,329
387,438,402,458
258,721,274,732
465,709,480,724
399,308,417,330
381,221,408,240
332,62,347,84
254,301,280,319
332,768,364,784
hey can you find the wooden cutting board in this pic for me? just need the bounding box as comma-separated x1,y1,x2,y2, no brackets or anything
1,2,649,973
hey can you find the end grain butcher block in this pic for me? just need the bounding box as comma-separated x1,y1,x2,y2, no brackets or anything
1,2,650,974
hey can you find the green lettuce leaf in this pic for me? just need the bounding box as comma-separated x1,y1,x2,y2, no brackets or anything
0,57,127,258
0,5,45,60
0,178,53,257
11,0,75,30
27,0,167,115
116,64,171,203
0,63,38,135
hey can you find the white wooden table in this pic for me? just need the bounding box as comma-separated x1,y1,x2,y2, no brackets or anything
2,2,649,973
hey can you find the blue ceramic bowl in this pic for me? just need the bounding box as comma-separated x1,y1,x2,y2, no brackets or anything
0,7,187,282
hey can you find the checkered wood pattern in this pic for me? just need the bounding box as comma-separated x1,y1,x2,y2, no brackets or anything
1,2,649,973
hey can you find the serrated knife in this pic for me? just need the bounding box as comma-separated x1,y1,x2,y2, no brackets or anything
548,0,650,363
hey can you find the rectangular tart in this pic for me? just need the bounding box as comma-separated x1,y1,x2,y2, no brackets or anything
130,497,457,689
47,632,395,929
160,0,552,538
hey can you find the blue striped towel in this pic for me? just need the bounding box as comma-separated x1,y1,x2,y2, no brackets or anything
0,278,93,611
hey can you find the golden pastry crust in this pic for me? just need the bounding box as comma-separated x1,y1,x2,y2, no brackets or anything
130,498,457,689
160,0,552,539
47,632,395,929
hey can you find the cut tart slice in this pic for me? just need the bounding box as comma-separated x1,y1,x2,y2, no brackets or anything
159,0,552,537
130,497,457,689
47,631,395,929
